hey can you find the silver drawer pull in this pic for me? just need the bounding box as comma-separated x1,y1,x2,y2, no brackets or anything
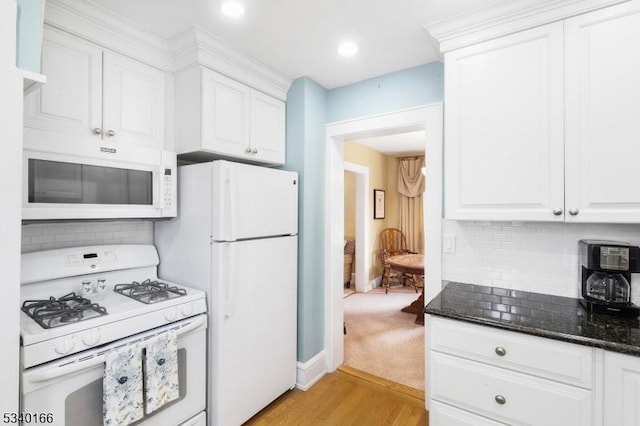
495,346,507,356
552,208,563,216
495,395,506,405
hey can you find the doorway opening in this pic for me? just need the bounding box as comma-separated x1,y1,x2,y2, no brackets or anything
341,131,427,390
324,104,444,376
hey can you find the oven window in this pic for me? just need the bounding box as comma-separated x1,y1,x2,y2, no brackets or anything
28,159,153,205
64,349,187,426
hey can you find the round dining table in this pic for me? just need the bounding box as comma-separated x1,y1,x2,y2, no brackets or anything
386,254,424,325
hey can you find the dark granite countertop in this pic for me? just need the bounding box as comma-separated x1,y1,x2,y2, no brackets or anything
424,281,640,356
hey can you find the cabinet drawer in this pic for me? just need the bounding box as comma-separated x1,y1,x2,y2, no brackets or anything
431,352,593,426
430,401,507,426
429,316,593,388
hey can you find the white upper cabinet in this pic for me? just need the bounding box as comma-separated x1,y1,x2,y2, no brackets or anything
445,22,565,221
24,26,167,153
102,52,166,150
175,66,286,166
250,90,286,165
564,0,640,223
201,69,251,158
444,0,640,223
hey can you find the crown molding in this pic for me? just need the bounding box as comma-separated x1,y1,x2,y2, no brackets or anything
44,0,174,72
424,0,630,53
170,26,291,101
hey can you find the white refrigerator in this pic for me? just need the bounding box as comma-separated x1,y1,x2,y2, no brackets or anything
156,160,298,426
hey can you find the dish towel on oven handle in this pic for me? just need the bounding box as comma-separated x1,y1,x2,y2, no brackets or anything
103,342,144,426
144,329,179,414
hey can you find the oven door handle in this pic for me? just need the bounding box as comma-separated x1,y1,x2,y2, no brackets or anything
27,315,207,384
28,356,106,384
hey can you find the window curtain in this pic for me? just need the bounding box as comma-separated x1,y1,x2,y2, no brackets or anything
398,156,424,254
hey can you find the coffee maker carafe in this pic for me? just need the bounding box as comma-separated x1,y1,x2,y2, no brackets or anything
579,240,640,316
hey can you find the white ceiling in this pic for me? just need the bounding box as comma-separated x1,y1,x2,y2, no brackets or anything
351,131,426,156
94,0,506,89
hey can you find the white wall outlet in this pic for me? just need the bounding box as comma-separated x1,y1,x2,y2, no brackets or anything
443,234,456,253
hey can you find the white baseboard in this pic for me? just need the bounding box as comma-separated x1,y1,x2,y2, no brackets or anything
367,275,382,291
296,350,327,391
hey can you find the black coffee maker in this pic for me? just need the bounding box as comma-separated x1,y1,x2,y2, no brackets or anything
579,240,640,316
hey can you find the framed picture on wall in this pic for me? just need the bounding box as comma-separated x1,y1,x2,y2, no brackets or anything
373,189,385,219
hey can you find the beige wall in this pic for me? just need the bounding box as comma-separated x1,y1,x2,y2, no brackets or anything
344,142,400,281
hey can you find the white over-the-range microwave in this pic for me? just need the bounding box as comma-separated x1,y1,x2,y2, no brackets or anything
23,145,177,221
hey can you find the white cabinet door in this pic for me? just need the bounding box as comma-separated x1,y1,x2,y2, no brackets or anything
603,351,640,426
24,27,168,153
250,89,285,165
102,52,166,150
201,69,251,158
444,22,565,221
564,0,640,223
23,26,102,152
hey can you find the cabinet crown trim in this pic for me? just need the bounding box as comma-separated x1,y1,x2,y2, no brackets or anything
169,26,291,101
423,0,630,53
45,0,174,72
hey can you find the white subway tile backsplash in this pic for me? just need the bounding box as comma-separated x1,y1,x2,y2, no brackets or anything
442,220,640,299
21,221,154,253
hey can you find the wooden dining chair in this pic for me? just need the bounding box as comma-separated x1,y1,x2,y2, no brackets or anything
378,228,417,293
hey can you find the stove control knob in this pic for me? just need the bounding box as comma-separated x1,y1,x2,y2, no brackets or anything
164,309,177,322
82,332,101,347
182,304,194,317
54,338,75,355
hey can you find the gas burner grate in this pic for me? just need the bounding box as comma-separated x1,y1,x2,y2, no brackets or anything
21,292,108,329
113,279,187,304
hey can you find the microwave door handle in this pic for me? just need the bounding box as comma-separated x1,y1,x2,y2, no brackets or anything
157,168,165,210
28,316,206,383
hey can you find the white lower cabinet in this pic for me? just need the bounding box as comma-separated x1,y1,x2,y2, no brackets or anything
431,352,592,426
427,316,598,426
603,351,640,426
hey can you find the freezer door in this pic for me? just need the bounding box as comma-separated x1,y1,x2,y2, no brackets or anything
211,160,298,241
210,236,297,426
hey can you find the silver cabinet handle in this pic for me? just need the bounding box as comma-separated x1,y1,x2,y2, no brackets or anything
569,209,579,216
93,128,103,135
106,130,116,137
495,347,507,357
552,208,563,216
245,147,252,153
495,395,506,405
251,148,258,154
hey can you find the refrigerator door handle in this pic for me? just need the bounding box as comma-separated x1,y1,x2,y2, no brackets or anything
224,167,237,241
223,243,235,317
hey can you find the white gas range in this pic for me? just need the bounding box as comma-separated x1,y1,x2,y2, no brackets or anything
20,245,207,426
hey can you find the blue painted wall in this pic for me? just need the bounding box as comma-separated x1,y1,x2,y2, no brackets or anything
286,62,443,363
327,62,443,123
16,0,44,73
285,77,327,363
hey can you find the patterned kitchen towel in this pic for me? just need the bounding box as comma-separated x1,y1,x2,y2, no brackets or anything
143,330,179,414
103,342,144,426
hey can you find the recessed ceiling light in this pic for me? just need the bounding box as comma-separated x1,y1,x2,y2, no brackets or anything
338,41,359,57
221,1,245,18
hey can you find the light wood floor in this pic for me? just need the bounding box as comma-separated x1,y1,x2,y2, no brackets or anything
244,366,428,425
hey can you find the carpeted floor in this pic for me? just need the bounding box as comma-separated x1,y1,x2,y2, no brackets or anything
343,285,425,391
